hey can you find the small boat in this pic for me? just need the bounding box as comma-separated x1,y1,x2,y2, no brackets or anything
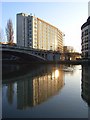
63,67,73,72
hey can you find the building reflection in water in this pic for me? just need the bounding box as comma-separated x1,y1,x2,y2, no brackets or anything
6,83,14,105
81,65,90,119
4,65,64,110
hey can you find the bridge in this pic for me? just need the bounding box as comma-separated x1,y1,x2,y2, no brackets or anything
62,52,81,60
1,44,61,63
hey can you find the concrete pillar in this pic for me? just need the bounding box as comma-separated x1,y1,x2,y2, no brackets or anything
43,53,46,59
47,52,53,61
54,53,60,61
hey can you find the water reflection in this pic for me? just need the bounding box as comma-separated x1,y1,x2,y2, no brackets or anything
3,64,64,110
81,65,90,119
6,84,14,105
3,64,88,118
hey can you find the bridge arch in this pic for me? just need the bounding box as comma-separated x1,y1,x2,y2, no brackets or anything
2,49,46,63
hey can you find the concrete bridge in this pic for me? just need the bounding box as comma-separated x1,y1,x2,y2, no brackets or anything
1,44,61,63
62,52,81,60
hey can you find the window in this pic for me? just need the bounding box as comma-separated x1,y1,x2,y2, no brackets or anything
29,38,32,40
85,29,88,36
29,20,32,22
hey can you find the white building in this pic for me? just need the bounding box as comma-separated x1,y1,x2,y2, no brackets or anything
16,13,63,52
81,16,90,59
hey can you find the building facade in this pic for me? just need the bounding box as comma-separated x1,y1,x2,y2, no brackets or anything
81,16,90,59
17,13,63,52
63,46,74,53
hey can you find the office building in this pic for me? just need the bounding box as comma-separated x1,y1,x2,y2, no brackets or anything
81,16,90,59
17,13,63,52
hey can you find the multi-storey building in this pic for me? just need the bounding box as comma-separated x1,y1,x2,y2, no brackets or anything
17,13,63,52
63,46,74,53
81,16,90,59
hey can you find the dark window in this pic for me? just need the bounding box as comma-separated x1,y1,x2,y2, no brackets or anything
85,29,88,36
85,52,88,58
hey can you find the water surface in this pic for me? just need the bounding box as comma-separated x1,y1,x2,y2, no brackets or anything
2,64,90,118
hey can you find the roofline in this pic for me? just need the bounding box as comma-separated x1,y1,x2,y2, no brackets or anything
81,16,90,30
17,12,63,33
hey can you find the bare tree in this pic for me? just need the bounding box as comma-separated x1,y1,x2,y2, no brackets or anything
6,19,14,44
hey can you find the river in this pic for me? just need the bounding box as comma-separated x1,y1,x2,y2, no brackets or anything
2,64,90,118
